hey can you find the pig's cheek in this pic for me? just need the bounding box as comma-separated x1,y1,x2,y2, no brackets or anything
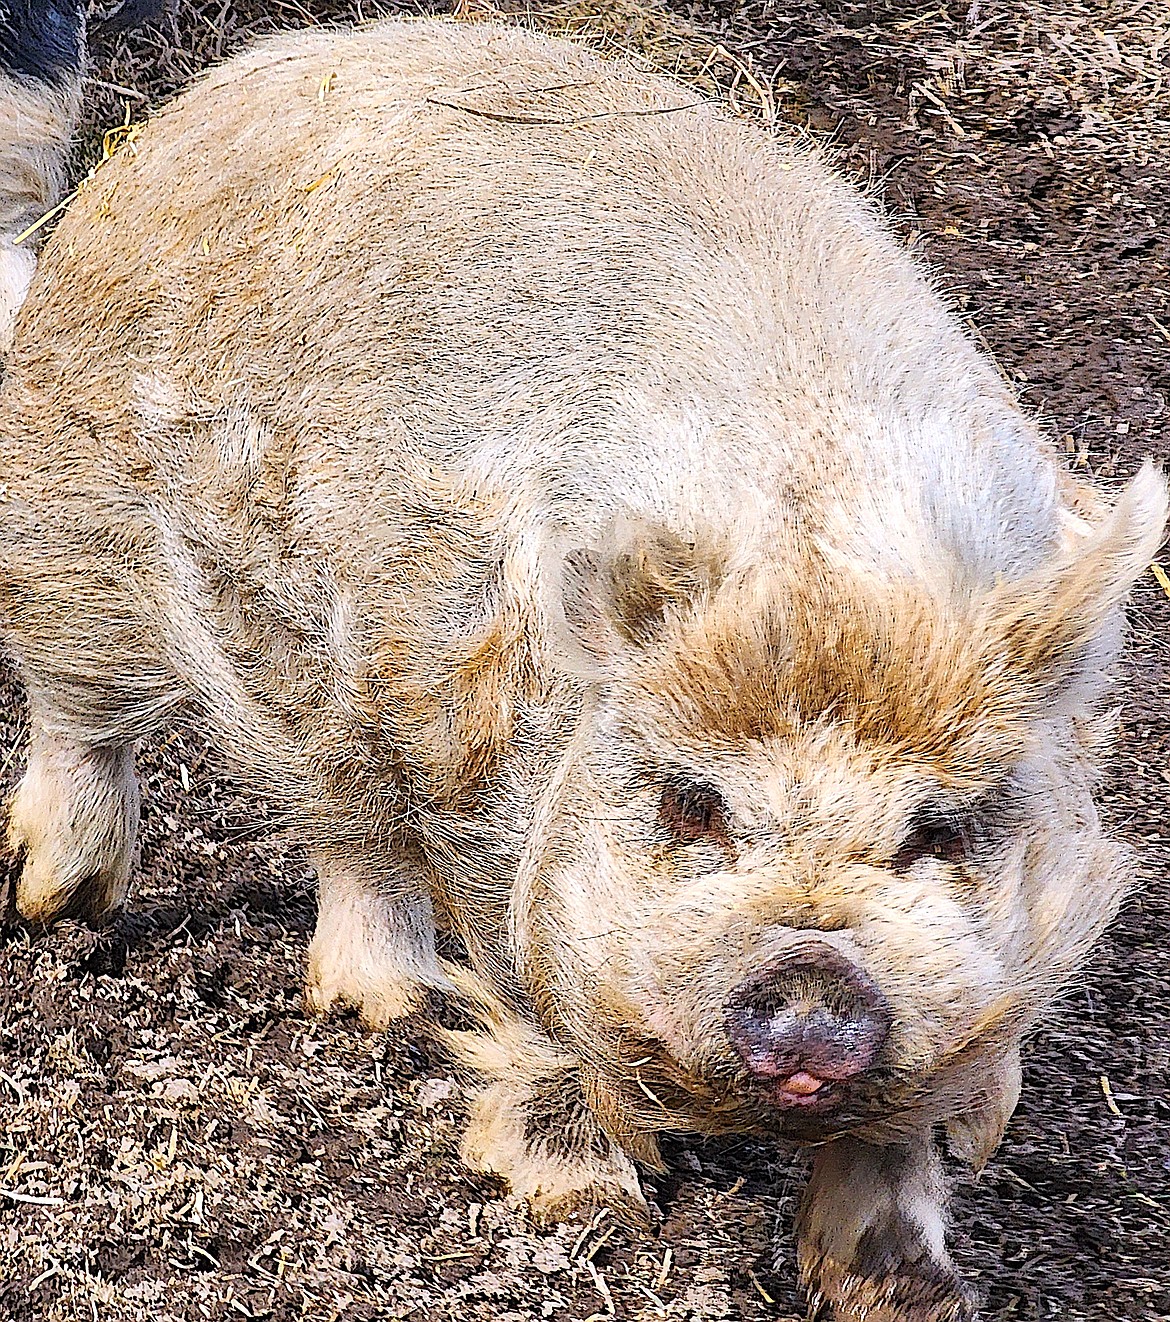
855,891,1008,1060
642,999,695,1060
531,847,653,982
621,946,730,1068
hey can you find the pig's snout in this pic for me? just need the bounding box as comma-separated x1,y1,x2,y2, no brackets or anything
724,945,891,1108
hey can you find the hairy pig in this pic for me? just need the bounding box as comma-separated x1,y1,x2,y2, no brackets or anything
1,19,1165,1320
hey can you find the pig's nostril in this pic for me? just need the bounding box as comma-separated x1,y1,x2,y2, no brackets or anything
724,945,891,1101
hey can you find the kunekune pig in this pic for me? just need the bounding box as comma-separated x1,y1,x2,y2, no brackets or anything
0,19,1164,1321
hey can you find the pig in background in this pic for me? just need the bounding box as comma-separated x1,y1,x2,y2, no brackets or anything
0,0,86,352
0,16,1165,1322
0,0,173,349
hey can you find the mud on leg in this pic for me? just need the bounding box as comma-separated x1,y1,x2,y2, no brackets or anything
796,1130,975,1322
443,973,651,1224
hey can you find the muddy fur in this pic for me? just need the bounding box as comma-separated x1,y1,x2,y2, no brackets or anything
447,966,649,1223
0,18,1165,1319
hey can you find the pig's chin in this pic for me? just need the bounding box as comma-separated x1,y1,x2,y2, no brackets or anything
733,1075,911,1144
745,1070,888,1133
636,999,882,1136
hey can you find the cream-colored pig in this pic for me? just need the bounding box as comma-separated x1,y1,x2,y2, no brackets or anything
0,19,1163,1320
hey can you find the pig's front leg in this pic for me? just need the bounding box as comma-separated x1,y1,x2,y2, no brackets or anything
461,1064,649,1225
445,984,650,1224
796,1132,975,1322
304,849,453,1029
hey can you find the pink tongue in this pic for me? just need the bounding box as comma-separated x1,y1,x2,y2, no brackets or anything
779,1071,825,1097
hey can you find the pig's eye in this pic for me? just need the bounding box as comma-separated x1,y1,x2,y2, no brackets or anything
891,809,971,871
659,781,730,847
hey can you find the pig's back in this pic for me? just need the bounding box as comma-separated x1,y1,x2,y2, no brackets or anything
4,17,1066,611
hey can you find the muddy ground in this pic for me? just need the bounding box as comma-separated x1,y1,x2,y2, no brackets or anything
1,0,1168,1318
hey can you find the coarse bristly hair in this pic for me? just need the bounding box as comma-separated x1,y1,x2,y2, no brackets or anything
0,18,1165,1320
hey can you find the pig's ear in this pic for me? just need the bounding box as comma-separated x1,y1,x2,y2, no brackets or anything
552,520,723,671
945,1046,1022,1173
998,460,1168,690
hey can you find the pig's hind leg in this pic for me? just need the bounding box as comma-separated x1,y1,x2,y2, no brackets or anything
5,634,180,927
8,720,140,925
0,0,86,353
796,1132,976,1322
304,848,454,1030
3,528,184,925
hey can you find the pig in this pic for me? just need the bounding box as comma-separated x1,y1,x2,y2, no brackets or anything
0,18,1164,1320
0,0,85,352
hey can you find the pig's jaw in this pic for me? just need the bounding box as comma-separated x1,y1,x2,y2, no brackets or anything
641,998,696,1067
638,999,843,1117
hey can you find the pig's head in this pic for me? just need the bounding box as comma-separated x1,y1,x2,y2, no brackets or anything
514,463,1167,1158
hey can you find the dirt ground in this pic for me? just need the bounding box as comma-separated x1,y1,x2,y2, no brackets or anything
1,1,1168,1319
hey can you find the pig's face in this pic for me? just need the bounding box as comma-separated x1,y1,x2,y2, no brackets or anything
514,476,1159,1145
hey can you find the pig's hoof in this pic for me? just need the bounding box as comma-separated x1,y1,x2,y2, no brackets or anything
461,1077,651,1228
804,1257,978,1322
303,958,428,1030
7,742,137,926
525,1160,651,1230
306,865,453,1030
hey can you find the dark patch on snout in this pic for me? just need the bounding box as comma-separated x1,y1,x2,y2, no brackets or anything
725,945,891,1115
